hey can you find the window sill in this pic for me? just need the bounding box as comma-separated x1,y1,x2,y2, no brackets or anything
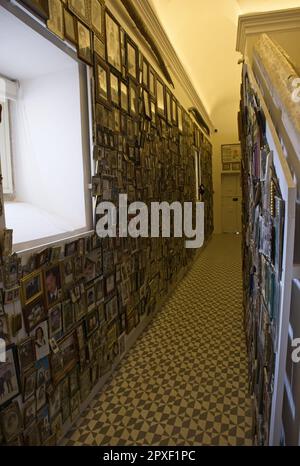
4,201,91,254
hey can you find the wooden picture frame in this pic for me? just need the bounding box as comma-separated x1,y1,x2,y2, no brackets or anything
142,56,150,89
63,8,77,45
19,0,49,20
129,79,138,117
0,345,20,407
166,88,172,125
95,56,111,105
110,71,120,107
21,270,43,306
105,10,122,73
47,0,64,40
156,76,166,118
91,0,105,41
77,20,93,65
68,0,91,26
126,36,139,82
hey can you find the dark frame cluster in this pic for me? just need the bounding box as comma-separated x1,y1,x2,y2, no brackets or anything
0,0,214,446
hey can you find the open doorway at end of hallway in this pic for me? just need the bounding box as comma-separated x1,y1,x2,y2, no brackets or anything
221,172,242,234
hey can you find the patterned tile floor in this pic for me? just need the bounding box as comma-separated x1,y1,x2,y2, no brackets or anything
64,234,253,446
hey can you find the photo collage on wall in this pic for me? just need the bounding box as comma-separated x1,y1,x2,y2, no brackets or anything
0,0,214,446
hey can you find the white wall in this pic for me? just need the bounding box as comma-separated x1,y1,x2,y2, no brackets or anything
11,64,87,229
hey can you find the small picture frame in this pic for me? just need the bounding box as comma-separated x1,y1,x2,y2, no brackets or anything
62,299,75,333
47,0,64,40
31,320,50,361
94,34,106,60
222,162,231,171
48,304,62,339
166,88,172,125
156,77,165,118
0,346,20,406
22,368,36,402
68,0,90,25
86,284,96,312
149,67,156,98
105,11,122,73
126,36,138,81
95,56,110,105
91,0,105,41
142,56,150,89
44,264,62,309
105,295,118,323
129,80,138,117
171,96,178,126
120,81,129,113
177,105,183,133
143,90,151,120
22,298,47,334
18,338,35,373
85,309,99,338
21,270,43,306
20,0,49,20
105,274,115,296
77,20,93,65
0,401,22,443
110,71,120,107
63,8,77,45
62,257,74,286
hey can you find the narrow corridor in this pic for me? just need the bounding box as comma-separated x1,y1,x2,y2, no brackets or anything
65,234,252,446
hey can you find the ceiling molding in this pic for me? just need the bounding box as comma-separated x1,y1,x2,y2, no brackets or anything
106,0,214,134
236,7,300,55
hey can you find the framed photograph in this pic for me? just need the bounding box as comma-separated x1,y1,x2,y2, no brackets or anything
171,96,178,126
83,256,97,282
35,356,51,387
23,423,41,446
91,0,104,41
19,0,49,20
120,81,129,113
95,56,110,104
105,11,122,73
62,299,75,333
60,332,78,370
178,105,183,133
62,257,74,286
68,0,90,25
65,241,76,257
44,264,62,308
142,57,149,89
126,36,138,81
0,315,10,345
105,274,115,296
47,0,64,40
129,80,138,117
21,270,43,306
166,88,172,125
48,304,62,339
23,397,36,428
37,405,51,443
0,401,22,442
31,320,50,361
0,346,20,406
69,366,79,396
143,90,151,120
94,278,104,302
64,8,77,45
18,338,35,372
86,284,95,312
110,71,120,107
105,295,118,323
113,107,121,132
156,77,165,118
149,67,156,97
22,368,36,402
94,34,106,60
22,298,47,334
221,143,241,163
85,309,99,338
232,162,241,171
77,21,93,65
49,389,61,419
222,162,231,171
150,99,157,125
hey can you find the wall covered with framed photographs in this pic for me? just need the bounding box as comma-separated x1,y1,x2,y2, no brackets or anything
0,0,213,445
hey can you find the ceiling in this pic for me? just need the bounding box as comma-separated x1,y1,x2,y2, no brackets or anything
0,5,74,81
150,0,300,133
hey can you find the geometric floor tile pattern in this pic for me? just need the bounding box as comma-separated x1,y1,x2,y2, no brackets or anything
64,234,253,446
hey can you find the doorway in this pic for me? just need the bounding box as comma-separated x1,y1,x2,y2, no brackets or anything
221,173,242,233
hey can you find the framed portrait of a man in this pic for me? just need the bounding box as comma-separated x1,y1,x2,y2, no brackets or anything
44,264,62,309
105,11,121,73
